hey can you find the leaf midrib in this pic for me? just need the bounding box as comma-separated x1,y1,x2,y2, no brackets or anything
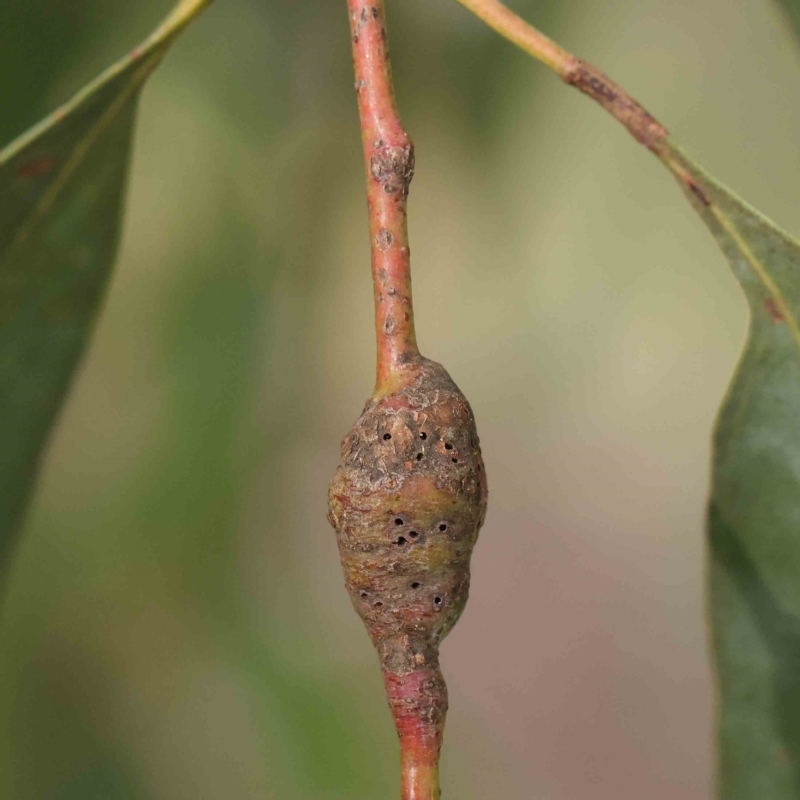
709,204,800,351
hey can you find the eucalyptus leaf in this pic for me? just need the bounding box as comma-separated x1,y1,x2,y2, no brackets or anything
664,143,800,800
0,0,212,577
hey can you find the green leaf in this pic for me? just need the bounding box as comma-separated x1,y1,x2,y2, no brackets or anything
0,0,212,576
664,143,800,799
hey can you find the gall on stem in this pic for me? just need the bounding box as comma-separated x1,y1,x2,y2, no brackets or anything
327,3,488,799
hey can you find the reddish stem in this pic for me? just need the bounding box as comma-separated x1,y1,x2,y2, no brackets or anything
347,2,444,796
384,666,447,800
348,0,419,396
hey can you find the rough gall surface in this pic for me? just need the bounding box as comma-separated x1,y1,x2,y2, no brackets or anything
327,357,487,677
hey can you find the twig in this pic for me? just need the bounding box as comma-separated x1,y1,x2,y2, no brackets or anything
348,0,420,398
346,2,441,794
452,0,670,152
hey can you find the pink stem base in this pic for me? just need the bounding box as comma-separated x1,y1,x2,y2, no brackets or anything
384,667,448,800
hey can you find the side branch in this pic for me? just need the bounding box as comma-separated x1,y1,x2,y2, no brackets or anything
348,0,420,395
453,0,669,151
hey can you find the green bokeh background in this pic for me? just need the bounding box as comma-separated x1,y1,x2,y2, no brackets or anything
2,1,800,797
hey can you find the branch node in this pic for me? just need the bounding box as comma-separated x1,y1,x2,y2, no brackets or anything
370,141,415,196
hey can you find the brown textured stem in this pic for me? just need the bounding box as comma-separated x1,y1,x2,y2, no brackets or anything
348,0,419,397
452,0,670,152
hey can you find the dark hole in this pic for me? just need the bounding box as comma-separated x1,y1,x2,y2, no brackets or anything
416,453,423,461
411,582,420,589
397,536,407,545
439,524,447,532
395,518,403,525
434,596,442,605
360,591,368,599
444,443,453,450
477,464,481,471
374,601,383,608
456,550,462,557
452,458,458,463
409,531,418,538
420,432,427,440
383,433,392,440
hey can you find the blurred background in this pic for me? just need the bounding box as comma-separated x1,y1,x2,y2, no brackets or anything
2,0,800,797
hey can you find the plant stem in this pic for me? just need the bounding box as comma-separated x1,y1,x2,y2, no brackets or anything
453,0,573,74
347,3,444,797
450,2,726,249
385,667,446,800
348,0,420,397
452,0,670,152
152,0,214,47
